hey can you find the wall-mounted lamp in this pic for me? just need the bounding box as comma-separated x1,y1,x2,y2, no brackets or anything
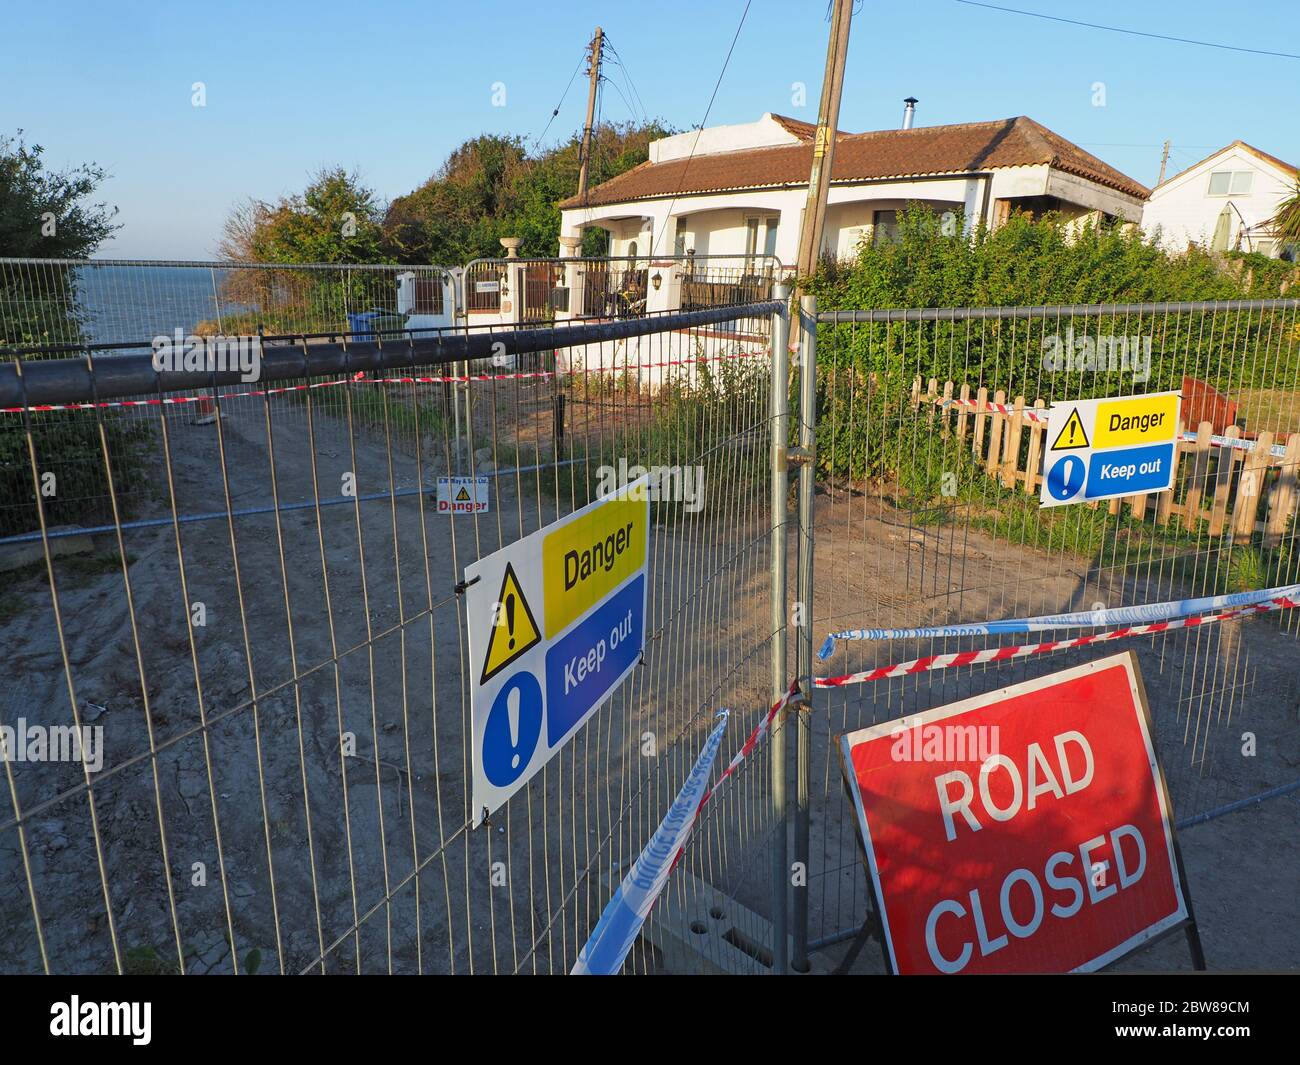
651,272,663,291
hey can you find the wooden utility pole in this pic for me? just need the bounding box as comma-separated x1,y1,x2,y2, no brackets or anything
576,27,605,203
793,0,853,286
1158,139,1171,185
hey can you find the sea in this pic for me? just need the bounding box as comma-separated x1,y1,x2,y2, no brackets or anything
73,264,238,348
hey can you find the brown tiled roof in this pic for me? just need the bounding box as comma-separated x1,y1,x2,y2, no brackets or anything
559,116,1150,209
767,113,847,141
768,113,819,140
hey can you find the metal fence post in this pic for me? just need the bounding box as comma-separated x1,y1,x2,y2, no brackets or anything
769,281,792,974
793,293,817,972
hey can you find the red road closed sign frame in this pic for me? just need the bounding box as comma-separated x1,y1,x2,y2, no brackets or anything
839,652,1198,974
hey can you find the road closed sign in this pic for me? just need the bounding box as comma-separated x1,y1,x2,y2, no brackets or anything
1040,391,1181,508
838,652,1193,974
465,476,649,824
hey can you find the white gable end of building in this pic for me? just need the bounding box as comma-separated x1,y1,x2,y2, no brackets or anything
1142,142,1297,258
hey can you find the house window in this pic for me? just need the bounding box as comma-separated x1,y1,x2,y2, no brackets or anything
1208,171,1253,196
872,209,901,246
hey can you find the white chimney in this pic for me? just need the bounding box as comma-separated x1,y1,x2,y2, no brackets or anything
902,97,918,130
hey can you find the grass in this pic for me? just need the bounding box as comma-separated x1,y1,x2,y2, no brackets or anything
1235,389,1300,437
500,354,771,525
341,385,448,440
863,410,1300,598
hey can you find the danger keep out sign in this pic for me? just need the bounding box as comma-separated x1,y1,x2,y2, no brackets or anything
1040,391,1181,509
465,476,649,825
839,652,1193,974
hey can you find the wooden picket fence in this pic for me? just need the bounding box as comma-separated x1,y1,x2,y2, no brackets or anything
911,376,1300,546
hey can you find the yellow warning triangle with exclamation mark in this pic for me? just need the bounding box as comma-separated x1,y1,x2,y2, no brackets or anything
1051,408,1090,451
479,562,542,685
456,486,471,501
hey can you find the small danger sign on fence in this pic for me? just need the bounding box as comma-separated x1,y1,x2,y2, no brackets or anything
1040,391,1181,508
839,652,1199,974
437,475,490,514
465,477,649,825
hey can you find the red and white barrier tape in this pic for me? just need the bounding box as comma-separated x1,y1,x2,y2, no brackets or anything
813,596,1299,689
669,681,801,873
932,395,1049,423
0,348,768,415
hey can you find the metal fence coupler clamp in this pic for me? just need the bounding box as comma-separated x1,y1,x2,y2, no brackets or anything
786,445,815,467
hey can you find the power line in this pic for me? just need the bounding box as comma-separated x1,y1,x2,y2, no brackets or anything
603,40,650,126
599,74,643,126
529,49,588,156
953,0,1300,60
651,0,754,254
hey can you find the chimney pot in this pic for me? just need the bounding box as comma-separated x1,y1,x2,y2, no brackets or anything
902,97,918,130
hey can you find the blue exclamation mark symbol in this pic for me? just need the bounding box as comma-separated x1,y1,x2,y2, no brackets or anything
483,671,543,787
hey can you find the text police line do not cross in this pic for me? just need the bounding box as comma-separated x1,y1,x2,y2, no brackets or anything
464,475,650,824
839,652,1198,974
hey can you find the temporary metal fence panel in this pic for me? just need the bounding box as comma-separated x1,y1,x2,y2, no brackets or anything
802,299,1300,959
0,254,787,974
6,256,1293,976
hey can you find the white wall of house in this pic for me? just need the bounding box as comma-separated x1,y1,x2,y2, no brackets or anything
649,114,805,163
1142,145,1296,256
561,163,1144,278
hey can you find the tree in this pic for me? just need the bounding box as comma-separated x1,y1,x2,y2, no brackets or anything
383,134,530,264
1266,172,1300,256
0,131,120,259
382,120,672,265
1,131,120,350
242,167,389,264
0,134,150,537
212,168,391,325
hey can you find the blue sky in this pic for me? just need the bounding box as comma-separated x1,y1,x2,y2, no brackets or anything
5,0,1297,259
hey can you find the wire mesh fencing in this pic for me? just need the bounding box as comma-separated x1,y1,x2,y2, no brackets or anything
7,258,1294,976
0,255,790,975
801,300,1300,954
0,260,456,539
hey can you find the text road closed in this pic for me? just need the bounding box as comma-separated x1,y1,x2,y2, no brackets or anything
840,652,1188,974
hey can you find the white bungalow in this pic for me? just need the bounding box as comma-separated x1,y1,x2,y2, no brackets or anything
1141,141,1298,259
555,105,1150,316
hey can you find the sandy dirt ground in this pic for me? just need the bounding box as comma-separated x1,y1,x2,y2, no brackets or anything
0,387,1295,975
0,384,777,975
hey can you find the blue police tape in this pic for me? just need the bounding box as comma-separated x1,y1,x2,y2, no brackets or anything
1179,430,1288,459
571,710,729,975
816,582,1300,660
